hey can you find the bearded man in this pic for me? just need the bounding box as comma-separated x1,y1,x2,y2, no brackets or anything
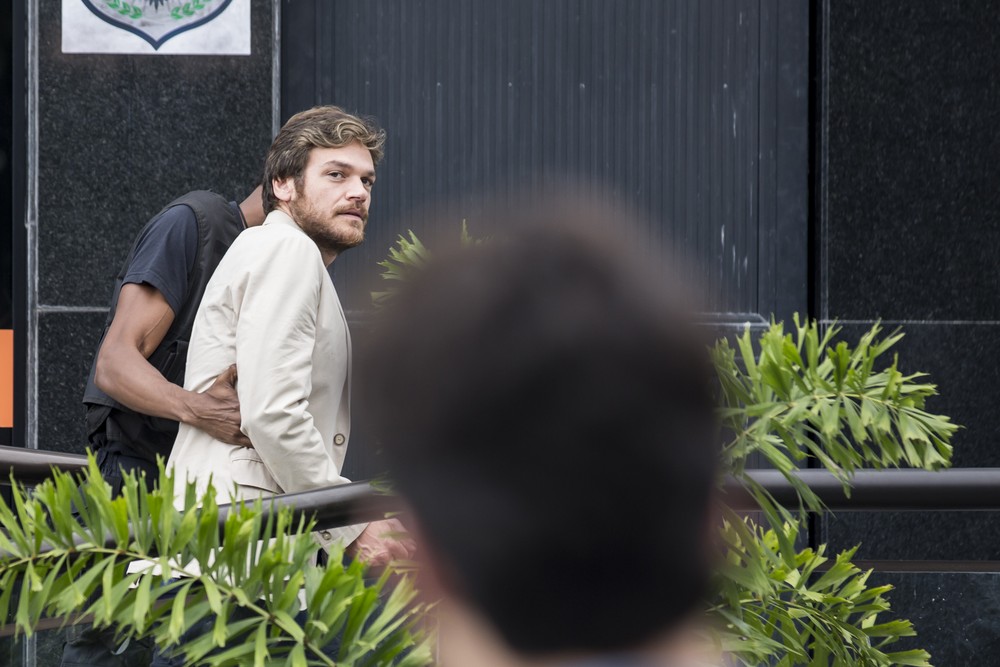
166,106,411,564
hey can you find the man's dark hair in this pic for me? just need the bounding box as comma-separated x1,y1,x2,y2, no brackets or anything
262,105,385,214
363,200,719,657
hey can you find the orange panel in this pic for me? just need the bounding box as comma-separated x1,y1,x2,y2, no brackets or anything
0,330,12,428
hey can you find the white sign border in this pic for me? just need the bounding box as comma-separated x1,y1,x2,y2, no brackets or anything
62,0,251,56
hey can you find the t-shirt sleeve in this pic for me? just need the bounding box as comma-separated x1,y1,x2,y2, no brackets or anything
121,204,199,315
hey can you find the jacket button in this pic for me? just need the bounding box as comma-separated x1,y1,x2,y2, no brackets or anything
333,433,346,446
321,531,332,540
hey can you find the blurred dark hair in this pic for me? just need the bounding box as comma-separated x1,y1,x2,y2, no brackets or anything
362,196,719,656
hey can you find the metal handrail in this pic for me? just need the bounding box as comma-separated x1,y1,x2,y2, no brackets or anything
0,448,404,637
720,468,1000,511
0,480,401,637
0,445,400,539
0,480,399,562
5,444,1000,514
4,446,1000,636
1,444,88,485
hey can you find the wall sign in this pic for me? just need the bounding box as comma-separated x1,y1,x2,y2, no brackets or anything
62,0,250,55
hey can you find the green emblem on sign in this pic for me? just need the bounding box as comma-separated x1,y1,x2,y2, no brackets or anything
81,0,234,50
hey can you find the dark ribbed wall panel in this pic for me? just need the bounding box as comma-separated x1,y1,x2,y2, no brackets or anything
282,0,808,321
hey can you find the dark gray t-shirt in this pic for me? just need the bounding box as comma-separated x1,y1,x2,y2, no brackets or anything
84,200,242,458
120,203,201,313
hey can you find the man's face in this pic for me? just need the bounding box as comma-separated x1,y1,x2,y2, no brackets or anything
275,141,376,260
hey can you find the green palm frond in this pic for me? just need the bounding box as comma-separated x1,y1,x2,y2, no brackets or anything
0,458,433,666
715,316,957,520
712,317,956,666
712,514,931,667
371,222,484,307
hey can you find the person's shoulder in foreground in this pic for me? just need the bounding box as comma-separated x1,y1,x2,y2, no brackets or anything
362,191,727,666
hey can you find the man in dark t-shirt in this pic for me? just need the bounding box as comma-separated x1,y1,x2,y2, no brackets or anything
62,188,264,667
81,189,264,491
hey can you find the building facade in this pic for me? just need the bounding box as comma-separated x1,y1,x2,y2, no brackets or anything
3,1,1000,663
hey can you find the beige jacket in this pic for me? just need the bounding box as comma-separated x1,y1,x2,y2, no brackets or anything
167,209,366,549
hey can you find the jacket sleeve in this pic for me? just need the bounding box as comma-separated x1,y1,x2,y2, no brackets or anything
232,232,355,495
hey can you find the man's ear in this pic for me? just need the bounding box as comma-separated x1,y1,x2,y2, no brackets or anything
272,177,296,203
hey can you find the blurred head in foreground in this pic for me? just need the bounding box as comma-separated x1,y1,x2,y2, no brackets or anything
363,194,720,664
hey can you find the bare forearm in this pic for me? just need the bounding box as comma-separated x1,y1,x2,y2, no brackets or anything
94,343,199,422
95,343,249,446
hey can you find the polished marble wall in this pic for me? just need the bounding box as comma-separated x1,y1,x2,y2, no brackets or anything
11,2,275,663
819,1,1000,663
32,0,274,455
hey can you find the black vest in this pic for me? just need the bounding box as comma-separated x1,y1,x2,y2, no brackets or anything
83,191,244,462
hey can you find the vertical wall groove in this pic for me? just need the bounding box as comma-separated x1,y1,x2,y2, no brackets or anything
25,0,38,457
285,0,798,323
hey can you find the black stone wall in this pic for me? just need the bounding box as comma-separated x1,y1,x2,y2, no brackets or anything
22,5,274,662
13,1,1000,664
34,0,274,455
819,1,1000,663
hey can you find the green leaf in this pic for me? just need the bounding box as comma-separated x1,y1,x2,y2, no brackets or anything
273,609,305,642
254,620,269,667
884,649,933,666
133,573,152,631
288,642,307,667
202,577,222,614
168,580,193,643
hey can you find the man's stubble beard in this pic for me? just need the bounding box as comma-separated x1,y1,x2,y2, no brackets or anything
288,197,367,257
